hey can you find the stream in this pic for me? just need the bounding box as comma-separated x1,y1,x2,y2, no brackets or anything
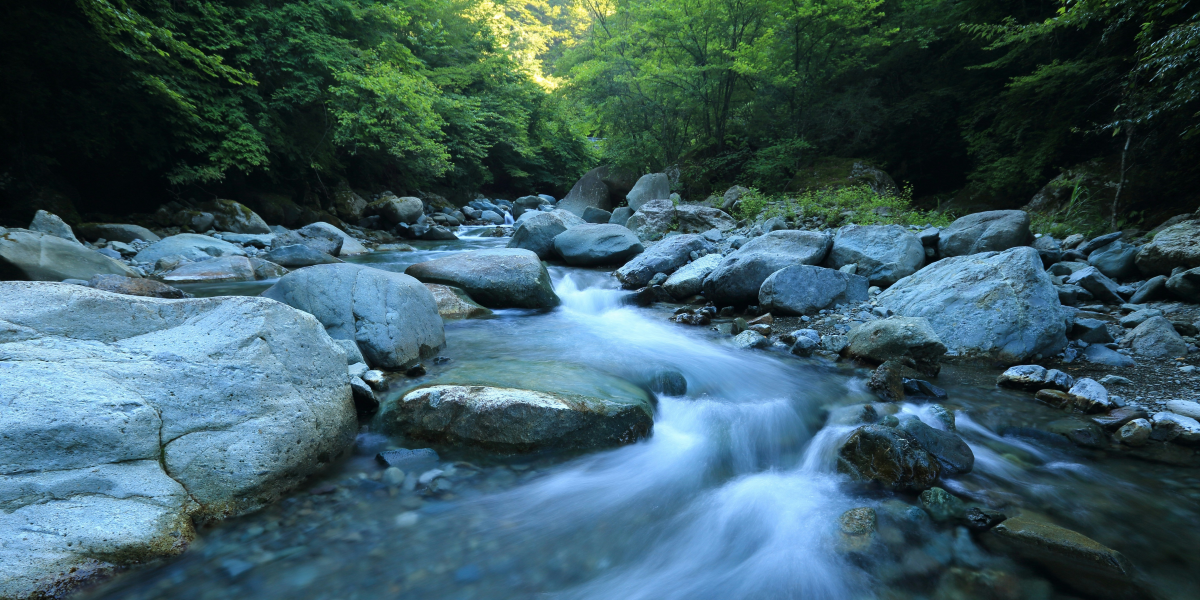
83,228,1200,600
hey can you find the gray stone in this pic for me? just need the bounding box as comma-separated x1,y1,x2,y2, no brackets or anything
609,206,634,227
1122,316,1188,358
1166,266,1200,302
1165,400,1200,420
582,206,613,224
662,254,722,299
134,233,246,264
77,222,162,244
1065,266,1125,304
0,229,140,281
1116,418,1152,446
205,199,271,234
365,195,424,226
1068,378,1113,413
822,334,849,353
405,248,559,309
878,247,1067,363
28,210,78,242
1082,344,1136,367
1076,232,1124,256
1129,275,1168,304
334,338,366,365
262,263,445,369
1151,412,1200,444
702,230,831,306
624,199,737,242
997,365,1074,392
559,166,615,216
615,234,712,289
512,196,542,219
845,316,946,371
162,256,257,284
1070,318,1114,343
837,425,940,491
937,210,1032,257
553,224,644,266
298,222,369,256
508,210,585,259
424,283,492,320
732,330,770,349
0,282,355,599
1047,261,1091,277
984,517,1137,600
648,369,687,396
759,265,869,315
383,385,652,450
333,182,368,221
1032,235,1063,266
1134,220,1200,275
918,228,940,247
88,274,188,299
1087,240,1138,280
1119,308,1163,328
261,244,343,268
214,232,274,248
823,225,925,286
625,173,671,211
900,418,974,475
1062,233,1085,249
480,210,504,225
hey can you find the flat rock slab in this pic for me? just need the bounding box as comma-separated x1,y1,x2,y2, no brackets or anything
161,255,257,283
405,248,560,309
134,233,246,265
984,517,1139,599
1,228,139,281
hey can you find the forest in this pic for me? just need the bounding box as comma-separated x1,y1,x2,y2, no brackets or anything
2,0,1200,231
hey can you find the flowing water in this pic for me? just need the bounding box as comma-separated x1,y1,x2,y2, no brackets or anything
84,229,1200,600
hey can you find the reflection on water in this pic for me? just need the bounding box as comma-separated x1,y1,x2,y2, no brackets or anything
82,230,1200,600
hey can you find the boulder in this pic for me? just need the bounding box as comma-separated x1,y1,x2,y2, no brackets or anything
899,418,974,475
29,210,79,242
582,206,613,224
0,228,139,281
837,425,941,491
721,185,750,212
1076,232,1125,256
512,195,542,219
609,206,634,227
877,247,1068,363
298,222,369,256
1166,266,1200,302
624,199,737,241
261,244,343,268
1082,344,1136,367
937,210,1032,257
423,283,492,320
332,182,368,222
77,223,161,244
1065,266,1124,304
553,224,644,266
615,234,712,289
274,226,344,256
480,210,505,225
88,274,188,299
365,195,424,226
702,230,832,306
507,210,585,259
133,233,246,264
1032,235,1063,267
1151,412,1200,444
1087,240,1138,280
262,263,445,369
559,166,615,216
984,517,1138,600
996,365,1074,392
759,265,869,315
161,256,257,284
204,199,271,234
0,282,355,599
1166,400,1200,421
1119,308,1162,328
382,385,653,450
625,173,671,211
1070,318,1114,343
1122,316,1188,358
662,254,722,299
405,248,560,309
1134,220,1200,275
822,225,925,286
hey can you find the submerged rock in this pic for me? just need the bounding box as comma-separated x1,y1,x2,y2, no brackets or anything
406,248,559,309
984,517,1139,600
837,424,941,491
899,417,974,475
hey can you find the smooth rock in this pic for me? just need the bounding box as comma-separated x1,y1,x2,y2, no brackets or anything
732,330,769,349
1082,344,1136,367
625,173,671,211
1070,318,1114,343
424,283,492,320
759,265,869,315
1088,240,1139,280
662,254,722,299
1165,400,1200,421
702,230,831,306
161,256,257,284
899,418,975,475
1151,412,1200,444
937,210,1032,257
507,211,585,259
365,195,424,226
845,316,946,372
205,199,271,234
625,199,737,242
1116,418,1152,446
553,224,644,266
261,244,343,268
615,234,712,289
647,369,687,396
77,222,161,244
28,210,79,242
582,207,613,224
1134,220,1200,275
1068,378,1113,413
134,233,246,264
299,222,369,256
1119,308,1162,328
1,229,139,281
1166,266,1200,302
837,425,941,491
1076,232,1124,256
1123,316,1188,358
1065,266,1124,304
88,274,188,299
1129,275,1167,304
406,248,560,309
996,365,1074,392
822,225,924,286
609,206,634,227
984,517,1137,600
558,166,615,216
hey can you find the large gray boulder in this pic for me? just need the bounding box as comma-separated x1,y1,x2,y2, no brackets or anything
625,199,737,241
553,224,644,266
507,210,585,259
662,254,722,299
759,265,868,315
1065,266,1124,304
29,210,79,242
625,173,671,212
1087,240,1138,280
77,222,161,244
364,195,424,226
614,234,712,289
133,233,246,264
837,425,940,491
262,264,445,369
381,385,653,451
512,195,543,220
0,228,139,281
702,230,832,306
609,206,634,227
332,182,368,222
161,255,258,284
297,222,369,256
0,282,356,599
878,246,1067,363
822,225,924,286
405,248,560,309
937,210,1032,257
1135,220,1200,275
204,199,271,234
845,316,947,367
1166,266,1200,302
558,166,614,216
1121,316,1188,358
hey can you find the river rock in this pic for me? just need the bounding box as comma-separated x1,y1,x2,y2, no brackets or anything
1134,220,1200,275
559,166,615,216
609,206,634,227
365,195,424,226
877,246,1067,363
383,385,653,450
625,173,670,211
702,230,832,306
511,196,542,220
1068,378,1113,413
262,244,342,268
1088,240,1139,280
0,228,140,281
1128,275,1167,304
937,210,1032,257
298,222,368,256
1165,400,1200,420
332,182,368,221
1166,266,1200,302
845,316,946,371
1116,418,1152,446
984,517,1137,600
28,210,79,242
424,283,492,320
661,254,722,299
161,256,257,284
759,265,869,315
88,274,188,298
822,225,924,286
1070,318,1113,343
508,210,585,259
900,418,974,475
0,282,356,600
624,199,737,241
1065,266,1124,304
996,365,1074,392
582,207,613,224
77,222,162,244
1082,344,1136,367
406,248,559,309
134,233,246,264
837,425,941,491
1119,308,1162,328
615,234,712,288
553,224,644,266
732,330,770,349
1151,412,1200,444
919,487,967,522
1122,316,1188,358
1033,234,1063,266
274,226,343,256
204,199,271,234
262,264,445,369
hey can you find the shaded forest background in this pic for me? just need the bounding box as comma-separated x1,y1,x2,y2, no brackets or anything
3,0,1200,230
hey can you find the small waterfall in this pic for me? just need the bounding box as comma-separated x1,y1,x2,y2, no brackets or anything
504,211,514,226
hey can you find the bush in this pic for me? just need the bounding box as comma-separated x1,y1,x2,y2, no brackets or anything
736,185,953,229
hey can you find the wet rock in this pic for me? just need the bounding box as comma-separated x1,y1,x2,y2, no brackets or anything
616,234,712,289
406,248,560,309
1091,406,1149,430
508,210,585,259
965,508,1008,531
822,334,849,354
662,253,722,298
511,196,542,220
758,265,869,315
937,210,1032,257
350,376,379,415
868,360,907,402
297,222,368,256
919,487,966,521
261,244,343,268
996,365,1074,392
879,247,1067,363
1122,316,1188,358
836,507,877,553
1046,418,1107,448
1082,344,1136,367
385,385,653,450
625,173,671,211
1134,219,1200,275
1116,418,1152,446
198,199,269,234
0,228,140,281
732,330,769,349
263,263,445,369
1067,378,1113,413
1088,240,1139,280
376,448,439,471
790,334,820,357
845,316,946,375
903,379,949,401
822,224,925,286
1034,389,1074,409
984,517,1138,600
134,233,246,264
625,199,737,241
900,418,975,475
648,369,687,396
1151,412,1200,444
827,404,879,426
1065,266,1124,304
88,274,189,299
365,195,424,227
162,255,257,284
1166,266,1200,302
837,424,941,491
423,283,492,320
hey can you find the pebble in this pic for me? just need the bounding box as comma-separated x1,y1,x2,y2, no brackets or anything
395,511,420,528
383,467,405,486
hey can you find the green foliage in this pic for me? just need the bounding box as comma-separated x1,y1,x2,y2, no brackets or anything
737,184,953,229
